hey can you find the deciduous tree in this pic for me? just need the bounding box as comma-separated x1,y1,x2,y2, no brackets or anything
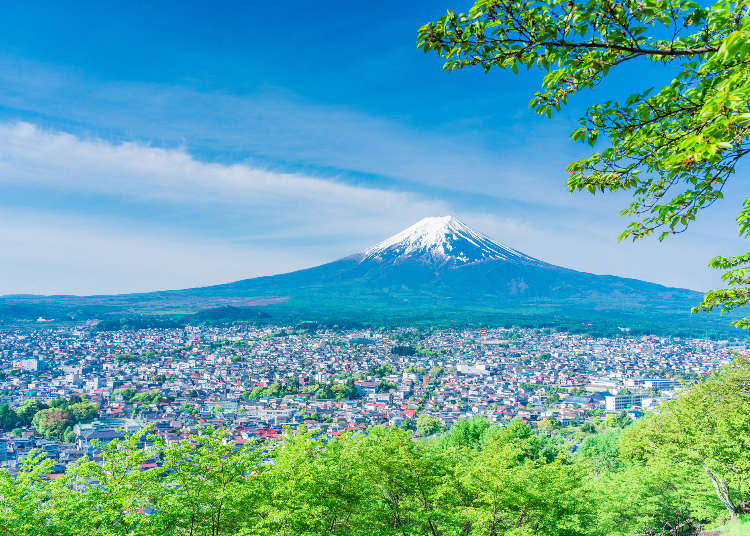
419,0,750,326
620,356,750,516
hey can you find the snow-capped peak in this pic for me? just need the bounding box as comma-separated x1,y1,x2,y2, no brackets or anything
360,216,541,266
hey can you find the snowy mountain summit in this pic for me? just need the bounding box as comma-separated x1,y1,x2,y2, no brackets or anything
361,216,541,267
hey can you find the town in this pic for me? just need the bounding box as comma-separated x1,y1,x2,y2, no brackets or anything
0,324,744,471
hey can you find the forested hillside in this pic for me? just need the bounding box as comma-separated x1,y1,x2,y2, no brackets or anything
1,358,748,535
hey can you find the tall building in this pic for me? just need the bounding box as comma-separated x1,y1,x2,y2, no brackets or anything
605,393,646,411
16,358,43,372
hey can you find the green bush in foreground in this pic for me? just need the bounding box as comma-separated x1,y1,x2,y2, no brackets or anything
0,359,748,535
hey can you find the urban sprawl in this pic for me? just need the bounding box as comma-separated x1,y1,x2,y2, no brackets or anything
1,325,744,472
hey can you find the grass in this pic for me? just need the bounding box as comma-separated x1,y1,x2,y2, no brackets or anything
716,514,750,535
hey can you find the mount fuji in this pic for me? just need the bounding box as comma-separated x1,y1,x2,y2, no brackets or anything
1,216,716,333
359,216,542,267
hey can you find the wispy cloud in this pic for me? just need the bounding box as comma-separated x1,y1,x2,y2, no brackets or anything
0,55,582,208
1,122,421,207
0,121,451,239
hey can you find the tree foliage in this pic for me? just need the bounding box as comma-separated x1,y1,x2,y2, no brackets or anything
10,396,99,441
620,356,750,516
419,0,750,326
1,363,749,535
31,408,74,442
0,404,17,430
589,462,723,535
416,413,444,436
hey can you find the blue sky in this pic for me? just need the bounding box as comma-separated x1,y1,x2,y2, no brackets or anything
0,0,746,294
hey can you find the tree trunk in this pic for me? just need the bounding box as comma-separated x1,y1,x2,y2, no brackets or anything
703,465,737,517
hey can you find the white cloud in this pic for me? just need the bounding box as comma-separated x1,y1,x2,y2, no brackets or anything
0,122,461,294
0,55,578,208
0,122,432,213
0,121,460,238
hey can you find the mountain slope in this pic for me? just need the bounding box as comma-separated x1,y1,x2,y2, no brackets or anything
186,216,698,305
0,216,715,332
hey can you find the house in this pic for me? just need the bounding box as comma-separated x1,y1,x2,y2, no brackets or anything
78,430,124,452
